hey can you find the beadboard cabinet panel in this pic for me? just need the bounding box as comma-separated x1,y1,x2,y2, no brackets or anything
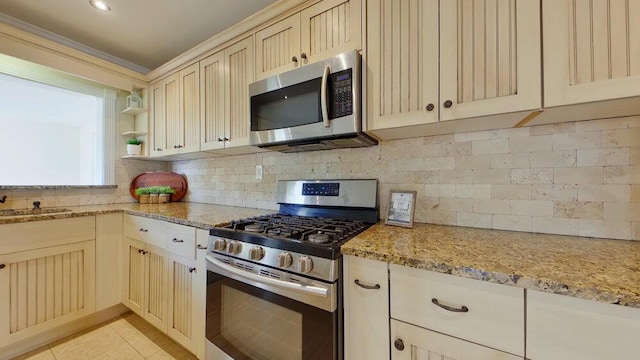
255,14,301,80
167,252,198,354
178,63,201,153
543,0,640,106
200,51,226,151
225,38,254,148
439,0,541,121
0,241,96,347
367,0,439,130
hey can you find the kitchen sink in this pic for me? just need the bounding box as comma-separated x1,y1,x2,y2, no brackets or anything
0,208,73,216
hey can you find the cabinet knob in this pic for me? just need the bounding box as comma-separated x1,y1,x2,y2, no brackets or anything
301,53,307,60
425,103,435,111
394,339,405,351
156,148,162,151
217,137,224,142
223,137,229,141
443,100,453,108
139,228,148,232
292,56,298,63
188,267,196,273
0,264,5,270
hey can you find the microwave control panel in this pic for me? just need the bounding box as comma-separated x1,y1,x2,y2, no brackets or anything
329,69,353,119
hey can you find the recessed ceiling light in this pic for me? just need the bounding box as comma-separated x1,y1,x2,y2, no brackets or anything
89,0,111,12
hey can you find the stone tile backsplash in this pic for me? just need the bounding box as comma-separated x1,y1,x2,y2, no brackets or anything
171,116,639,241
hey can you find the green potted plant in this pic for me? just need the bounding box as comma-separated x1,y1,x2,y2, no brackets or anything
134,186,151,204
126,138,143,156
147,185,161,204
157,186,176,203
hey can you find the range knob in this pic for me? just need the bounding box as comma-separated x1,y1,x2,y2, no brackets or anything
298,256,313,274
249,246,265,260
278,252,293,268
228,241,242,255
213,239,227,251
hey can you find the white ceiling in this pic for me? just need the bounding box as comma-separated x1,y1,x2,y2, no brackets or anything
0,0,279,74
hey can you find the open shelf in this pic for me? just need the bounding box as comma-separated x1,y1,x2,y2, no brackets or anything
122,107,147,115
121,155,146,159
121,131,147,137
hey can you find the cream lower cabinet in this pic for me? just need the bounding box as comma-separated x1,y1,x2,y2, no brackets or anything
200,37,256,154
391,319,521,360
167,252,198,354
123,238,169,332
366,0,541,139
0,217,96,349
255,0,361,80
343,255,389,360
527,290,640,360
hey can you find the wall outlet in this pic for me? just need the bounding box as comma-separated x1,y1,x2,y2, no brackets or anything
256,165,263,180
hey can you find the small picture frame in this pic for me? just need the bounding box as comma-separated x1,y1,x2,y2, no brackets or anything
385,190,417,228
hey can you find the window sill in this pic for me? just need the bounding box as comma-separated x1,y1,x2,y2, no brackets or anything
0,185,118,190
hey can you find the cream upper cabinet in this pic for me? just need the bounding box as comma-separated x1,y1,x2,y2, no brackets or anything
255,0,361,80
543,0,640,107
343,255,389,360
527,290,640,360
367,0,541,134
201,37,254,153
391,319,521,360
150,63,200,157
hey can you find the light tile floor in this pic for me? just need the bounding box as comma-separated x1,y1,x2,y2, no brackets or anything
12,312,197,360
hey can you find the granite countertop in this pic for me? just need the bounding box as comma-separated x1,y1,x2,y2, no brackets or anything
0,202,272,229
3,203,638,309
342,223,640,308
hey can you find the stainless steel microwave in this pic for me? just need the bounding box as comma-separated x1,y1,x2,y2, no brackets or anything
249,50,377,152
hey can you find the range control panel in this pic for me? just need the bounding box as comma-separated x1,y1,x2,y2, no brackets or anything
302,182,340,196
329,69,353,119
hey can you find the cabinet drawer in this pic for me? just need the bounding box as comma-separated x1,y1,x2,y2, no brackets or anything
0,216,95,254
124,215,155,241
390,264,524,356
528,290,640,360
164,222,196,260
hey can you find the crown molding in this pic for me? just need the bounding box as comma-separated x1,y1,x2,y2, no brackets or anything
0,13,150,76
145,0,310,82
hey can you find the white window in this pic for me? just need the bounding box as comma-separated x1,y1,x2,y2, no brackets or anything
0,55,116,186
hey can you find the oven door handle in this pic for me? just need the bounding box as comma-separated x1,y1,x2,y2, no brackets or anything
207,256,329,297
321,65,331,128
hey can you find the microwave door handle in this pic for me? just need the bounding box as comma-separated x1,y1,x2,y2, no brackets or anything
206,255,329,297
321,65,331,127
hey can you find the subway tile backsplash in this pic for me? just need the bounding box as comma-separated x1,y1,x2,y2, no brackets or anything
172,116,639,241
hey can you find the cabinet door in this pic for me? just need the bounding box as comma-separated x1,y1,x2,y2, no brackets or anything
255,14,301,80
200,51,226,151
391,320,521,360
96,213,123,311
366,0,439,131
343,256,389,360
122,238,146,317
193,229,209,360
543,0,640,107
527,290,640,360
224,37,254,149
0,241,96,347
300,0,361,65
439,0,541,121
178,63,200,153
151,74,180,156
167,252,197,354
144,244,168,332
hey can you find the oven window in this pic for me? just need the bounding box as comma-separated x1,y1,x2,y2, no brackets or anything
206,272,336,360
251,78,323,131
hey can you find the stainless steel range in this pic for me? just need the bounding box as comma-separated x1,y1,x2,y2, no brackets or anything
205,179,377,360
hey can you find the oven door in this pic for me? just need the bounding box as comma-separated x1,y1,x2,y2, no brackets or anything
205,255,341,360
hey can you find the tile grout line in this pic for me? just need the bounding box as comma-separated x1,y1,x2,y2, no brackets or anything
107,317,152,359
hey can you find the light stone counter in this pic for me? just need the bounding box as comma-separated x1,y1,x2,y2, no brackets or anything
0,202,272,229
341,222,640,308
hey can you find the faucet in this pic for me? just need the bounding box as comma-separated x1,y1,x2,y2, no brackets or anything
0,195,6,203
32,201,41,210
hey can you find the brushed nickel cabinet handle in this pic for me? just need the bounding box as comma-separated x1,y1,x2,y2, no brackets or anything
172,238,184,243
197,244,207,250
431,298,469,313
354,279,381,290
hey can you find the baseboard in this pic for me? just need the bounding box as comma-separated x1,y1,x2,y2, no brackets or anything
0,304,129,360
